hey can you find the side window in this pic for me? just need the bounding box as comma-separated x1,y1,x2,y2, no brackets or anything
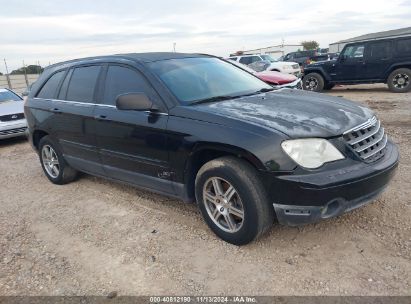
58,69,73,100
343,45,365,59
36,70,65,99
229,57,237,61
396,38,411,57
369,42,390,59
239,57,252,65
65,66,101,103
251,56,261,63
103,65,155,106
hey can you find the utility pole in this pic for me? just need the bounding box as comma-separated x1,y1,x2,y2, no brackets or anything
173,42,176,52
23,60,29,86
3,58,12,89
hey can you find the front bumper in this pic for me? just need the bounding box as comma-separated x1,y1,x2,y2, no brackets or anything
274,79,302,90
266,140,399,226
0,119,28,139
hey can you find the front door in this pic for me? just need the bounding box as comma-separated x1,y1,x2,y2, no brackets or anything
93,64,173,194
335,44,367,81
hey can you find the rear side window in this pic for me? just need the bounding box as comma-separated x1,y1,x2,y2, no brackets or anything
369,42,390,59
65,66,101,103
36,71,65,99
103,65,154,106
396,38,411,57
239,57,252,65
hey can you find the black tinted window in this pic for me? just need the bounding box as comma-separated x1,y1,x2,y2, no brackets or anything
37,71,65,99
58,69,73,100
103,66,153,106
239,57,252,65
396,38,411,57
66,66,101,103
369,42,390,59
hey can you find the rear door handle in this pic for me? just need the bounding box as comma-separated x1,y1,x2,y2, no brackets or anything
50,108,61,113
94,114,108,121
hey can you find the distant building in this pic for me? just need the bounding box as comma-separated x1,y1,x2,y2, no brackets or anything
329,27,411,53
232,44,303,59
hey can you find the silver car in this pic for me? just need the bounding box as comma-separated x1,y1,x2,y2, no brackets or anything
0,88,27,139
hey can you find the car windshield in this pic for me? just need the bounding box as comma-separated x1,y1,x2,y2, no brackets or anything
149,57,272,105
260,55,277,62
0,89,22,103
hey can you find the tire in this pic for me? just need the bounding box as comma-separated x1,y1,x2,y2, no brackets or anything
303,72,324,92
387,68,411,93
195,156,274,245
38,136,78,185
323,83,335,90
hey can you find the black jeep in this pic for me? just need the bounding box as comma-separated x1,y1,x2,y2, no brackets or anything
302,36,411,93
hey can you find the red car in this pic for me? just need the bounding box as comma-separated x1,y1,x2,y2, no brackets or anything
227,59,302,89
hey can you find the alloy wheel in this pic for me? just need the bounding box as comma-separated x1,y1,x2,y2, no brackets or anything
305,77,318,90
203,177,244,233
393,73,409,89
41,145,60,178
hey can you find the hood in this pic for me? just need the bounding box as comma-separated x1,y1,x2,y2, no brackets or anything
0,99,24,116
256,71,297,85
190,89,374,138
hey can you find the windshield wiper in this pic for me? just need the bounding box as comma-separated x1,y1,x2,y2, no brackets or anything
191,95,237,105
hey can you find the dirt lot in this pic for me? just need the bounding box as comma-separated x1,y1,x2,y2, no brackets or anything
0,84,410,296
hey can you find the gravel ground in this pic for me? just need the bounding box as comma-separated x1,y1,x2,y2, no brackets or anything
0,84,410,296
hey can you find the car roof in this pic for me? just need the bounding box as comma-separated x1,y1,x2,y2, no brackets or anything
46,52,213,70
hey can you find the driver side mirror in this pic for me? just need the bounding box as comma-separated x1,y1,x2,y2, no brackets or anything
116,93,158,111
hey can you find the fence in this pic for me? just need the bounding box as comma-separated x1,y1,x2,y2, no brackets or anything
0,74,40,95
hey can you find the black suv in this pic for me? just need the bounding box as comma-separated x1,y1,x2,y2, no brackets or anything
25,53,399,245
303,37,411,92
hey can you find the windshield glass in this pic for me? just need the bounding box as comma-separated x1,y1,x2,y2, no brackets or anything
260,55,277,62
149,57,272,105
0,89,22,103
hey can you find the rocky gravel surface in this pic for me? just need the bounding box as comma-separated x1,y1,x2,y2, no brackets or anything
0,84,410,295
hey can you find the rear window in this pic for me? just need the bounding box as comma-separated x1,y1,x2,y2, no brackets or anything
396,38,411,57
36,70,65,99
369,41,390,59
65,66,101,103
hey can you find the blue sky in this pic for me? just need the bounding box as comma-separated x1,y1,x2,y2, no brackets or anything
0,0,410,72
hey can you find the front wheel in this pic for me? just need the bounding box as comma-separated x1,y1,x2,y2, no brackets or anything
387,68,411,93
303,72,324,92
195,157,274,245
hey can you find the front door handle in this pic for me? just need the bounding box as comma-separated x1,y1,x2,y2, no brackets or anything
94,114,108,121
49,108,61,113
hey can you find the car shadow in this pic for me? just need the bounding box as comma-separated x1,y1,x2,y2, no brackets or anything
0,136,28,147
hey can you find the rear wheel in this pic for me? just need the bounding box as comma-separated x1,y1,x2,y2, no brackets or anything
303,72,324,92
39,136,78,184
387,68,411,93
195,156,274,245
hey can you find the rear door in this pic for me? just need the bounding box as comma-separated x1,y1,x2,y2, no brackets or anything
53,65,104,174
363,40,392,80
93,64,173,194
335,44,367,81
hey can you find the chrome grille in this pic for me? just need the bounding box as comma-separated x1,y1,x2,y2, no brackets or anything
343,116,387,162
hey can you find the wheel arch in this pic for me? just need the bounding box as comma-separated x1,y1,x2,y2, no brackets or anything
32,129,49,150
383,64,411,81
183,143,265,201
303,68,329,82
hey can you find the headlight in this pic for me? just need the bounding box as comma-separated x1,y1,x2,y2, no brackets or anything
281,139,344,169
